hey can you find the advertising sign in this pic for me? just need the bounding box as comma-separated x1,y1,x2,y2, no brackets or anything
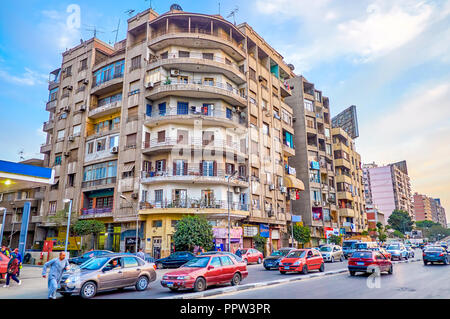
259,224,270,238
46,237,81,250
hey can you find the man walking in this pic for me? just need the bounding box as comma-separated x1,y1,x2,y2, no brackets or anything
136,248,145,261
13,248,22,277
3,253,21,288
42,252,70,299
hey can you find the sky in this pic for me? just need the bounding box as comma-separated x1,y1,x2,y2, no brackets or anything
0,0,449,220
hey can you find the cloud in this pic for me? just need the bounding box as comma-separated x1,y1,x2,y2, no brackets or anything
38,8,81,51
0,67,47,86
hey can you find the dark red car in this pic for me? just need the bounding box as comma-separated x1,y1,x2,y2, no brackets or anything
348,250,393,276
279,249,325,274
236,248,264,264
161,253,248,292
0,253,9,280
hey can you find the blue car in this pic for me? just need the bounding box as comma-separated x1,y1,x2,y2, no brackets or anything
423,246,449,265
385,243,409,260
263,248,296,270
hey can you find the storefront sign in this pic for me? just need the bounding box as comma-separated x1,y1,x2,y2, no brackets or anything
292,215,302,222
46,237,81,251
243,225,258,237
125,237,137,245
260,224,270,238
271,229,280,240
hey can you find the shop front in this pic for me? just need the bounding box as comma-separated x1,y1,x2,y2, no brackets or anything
212,227,243,252
242,224,259,248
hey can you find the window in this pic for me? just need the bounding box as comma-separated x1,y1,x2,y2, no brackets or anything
49,201,57,215
203,77,214,86
109,135,119,148
83,160,117,182
54,155,62,166
155,160,166,172
96,138,106,152
57,129,65,140
160,51,168,59
152,220,162,228
67,174,75,187
126,134,137,148
79,58,88,71
73,124,81,136
251,140,259,155
158,103,166,116
201,161,215,177
202,131,214,146
157,131,166,143
283,130,294,148
226,108,232,119
249,67,256,81
179,51,190,58
177,130,188,144
130,55,141,71
263,123,270,136
155,190,163,202
177,102,188,115
123,257,139,268
49,88,58,101
304,100,314,112
98,93,122,107
171,220,179,228
93,60,124,86
203,53,214,60
281,110,292,125
174,160,187,176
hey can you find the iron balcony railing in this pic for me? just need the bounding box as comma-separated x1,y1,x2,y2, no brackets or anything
141,170,249,183
139,198,249,211
142,137,247,154
81,177,117,189
80,207,113,216
92,72,123,88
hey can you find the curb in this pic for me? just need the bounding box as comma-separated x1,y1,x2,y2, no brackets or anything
159,268,348,299
392,258,421,264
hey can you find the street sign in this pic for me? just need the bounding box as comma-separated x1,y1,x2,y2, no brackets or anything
260,224,270,238
292,215,302,222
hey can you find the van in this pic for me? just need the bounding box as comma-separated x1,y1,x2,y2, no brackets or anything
342,240,360,259
354,241,379,251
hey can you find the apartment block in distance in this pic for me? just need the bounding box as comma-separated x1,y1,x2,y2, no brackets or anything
362,161,414,222
286,76,337,246
40,5,304,257
414,194,448,227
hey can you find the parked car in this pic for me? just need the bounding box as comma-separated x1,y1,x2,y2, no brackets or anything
348,250,393,276
342,240,360,259
0,252,9,280
279,249,324,274
161,253,248,292
235,248,264,264
319,245,344,262
68,250,114,265
155,251,195,269
58,254,157,299
200,251,243,262
423,246,449,265
263,248,296,270
385,243,409,260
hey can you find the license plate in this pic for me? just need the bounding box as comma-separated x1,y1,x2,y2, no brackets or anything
357,262,364,266
285,266,290,269
166,282,174,287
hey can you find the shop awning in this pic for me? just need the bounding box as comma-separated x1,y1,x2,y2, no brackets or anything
123,164,135,173
283,175,305,191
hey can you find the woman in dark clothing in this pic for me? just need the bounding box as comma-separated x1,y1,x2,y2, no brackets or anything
3,254,21,288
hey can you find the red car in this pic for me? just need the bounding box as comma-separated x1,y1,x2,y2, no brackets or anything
161,253,248,292
236,248,264,264
279,249,324,274
348,250,393,276
0,253,9,279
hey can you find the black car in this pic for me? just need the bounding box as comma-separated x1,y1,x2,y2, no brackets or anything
69,250,114,265
263,248,296,270
155,251,195,269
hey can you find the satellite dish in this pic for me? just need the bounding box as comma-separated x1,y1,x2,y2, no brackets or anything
170,4,183,11
287,64,295,71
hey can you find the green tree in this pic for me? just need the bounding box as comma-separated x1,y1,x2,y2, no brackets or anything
48,209,80,249
252,235,267,255
73,220,105,250
415,220,439,229
388,210,414,234
361,230,369,236
293,225,311,247
173,215,213,252
328,235,342,245
393,230,405,238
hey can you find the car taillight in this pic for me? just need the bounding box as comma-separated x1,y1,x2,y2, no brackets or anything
423,253,426,256
439,253,444,257
153,264,157,270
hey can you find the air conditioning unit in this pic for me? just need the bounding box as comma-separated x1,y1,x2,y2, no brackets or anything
63,151,70,157
268,210,274,217
79,105,86,112
240,112,247,119
280,186,287,194
258,75,264,82
131,193,138,199
82,79,89,85
269,184,275,191
232,107,237,113
110,146,119,154
67,85,73,91
68,136,75,142
293,117,297,122
314,201,320,206
170,69,180,76
63,106,70,112
234,186,241,194
145,81,154,89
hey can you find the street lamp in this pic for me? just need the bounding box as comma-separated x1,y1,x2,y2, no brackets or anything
63,199,73,254
227,171,238,252
120,194,139,253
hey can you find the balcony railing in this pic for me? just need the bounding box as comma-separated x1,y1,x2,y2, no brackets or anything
92,73,123,88
88,101,122,118
141,170,248,184
80,207,113,217
144,105,247,127
142,137,247,154
139,199,249,211
81,177,117,189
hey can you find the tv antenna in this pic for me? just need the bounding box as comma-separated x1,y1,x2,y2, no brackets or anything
227,6,239,25
84,25,105,38
125,9,135,17
145,0,153,10
18,149,25,161
218,1,221,15
112,19,121,43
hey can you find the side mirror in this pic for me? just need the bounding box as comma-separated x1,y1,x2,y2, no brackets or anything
207,265,215,270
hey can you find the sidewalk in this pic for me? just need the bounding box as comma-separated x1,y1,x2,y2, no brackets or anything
0,266,48,299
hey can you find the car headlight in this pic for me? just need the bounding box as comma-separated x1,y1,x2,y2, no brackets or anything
162,275,168,280
64,276,77,284
293,260,301,266
176,276,191,280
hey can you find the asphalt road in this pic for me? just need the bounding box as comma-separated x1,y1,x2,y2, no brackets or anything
211,260,450,299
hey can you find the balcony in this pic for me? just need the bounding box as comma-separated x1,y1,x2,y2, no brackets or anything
46,100,57,111
336,174,352,185
88,101,122,119
339,208,355,217
40,143,52,154
145,80,247,108
81,177,117,189
43,120,54,132
335,158,351,169
337,191,354,201
142,137,248,157
140,170,249,187
282,144,295,157
148,52,246,85
139,199,249,212
144,106,247,130
91,73,124,96
79,207,114,219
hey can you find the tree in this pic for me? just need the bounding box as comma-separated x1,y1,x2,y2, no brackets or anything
361,230,369,236
328,235,342,245
252,235,267,255
173,215,213,252
415,220,438,229
73,220,105,250
293,225,311,247
388,210,414,234
48,209,80,249
393,230,405,239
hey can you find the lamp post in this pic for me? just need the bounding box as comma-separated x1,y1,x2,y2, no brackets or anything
120,194,138,253
227,171,237,252
63,199,73,253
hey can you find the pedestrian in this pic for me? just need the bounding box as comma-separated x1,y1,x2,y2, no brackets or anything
42,252,70,299
0,245,9,257
136,248,145,261
13,249,22,277
3,253,21,288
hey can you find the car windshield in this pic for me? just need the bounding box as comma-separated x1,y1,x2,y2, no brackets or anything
271,250,290,257
425,247,444,252
80,257,110,270
237,249,248,254
320,247,332,252
286,251,306,258
343,242,356,248
183,257,210,268
355,243,367,249
387,245,400,250
352,252,373,259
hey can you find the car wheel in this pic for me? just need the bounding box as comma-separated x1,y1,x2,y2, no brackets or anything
444,258,449,265
264,267,271,270
80,281,97,299
135,275,149,291
331,256,335,263
388,265,393,274
424,261,428,265
349,271,356,276
194,277,206,292
231,273,241,286
340,255,344,262
319,263,325,272
405,254,409,260
169,287,179,292
301,265,308,275
257,257,262,264
280,271,286,275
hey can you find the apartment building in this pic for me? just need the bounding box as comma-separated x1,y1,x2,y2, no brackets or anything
413,193,433,221
362,161,414,222
433,199,447,228
40,6,304,256
0,159,47,249
285,76,337,246
331,127,367,235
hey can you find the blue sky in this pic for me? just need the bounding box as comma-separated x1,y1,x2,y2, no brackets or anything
0,0,449,218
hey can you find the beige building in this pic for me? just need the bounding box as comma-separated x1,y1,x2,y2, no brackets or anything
332,127,367,234
40,6,304,256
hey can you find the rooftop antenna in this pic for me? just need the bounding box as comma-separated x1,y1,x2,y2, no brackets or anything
218,1,221,15
125,9,136,17
112,19,121,43
18,149,25,161
84,25,105,38
145,0,153,10
227,6,239,25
